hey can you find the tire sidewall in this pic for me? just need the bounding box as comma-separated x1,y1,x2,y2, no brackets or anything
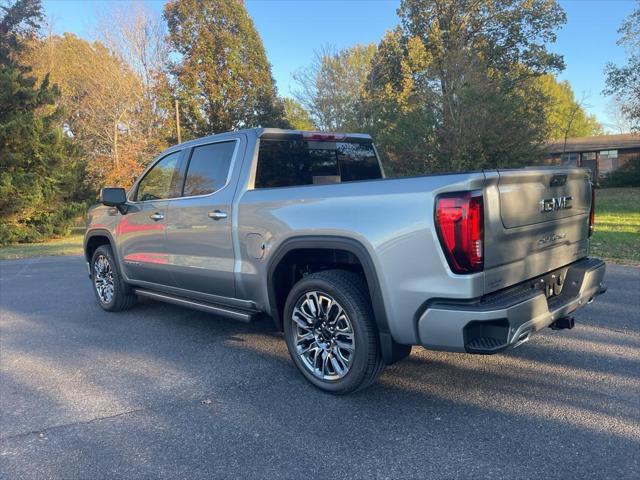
283,273,375,394
91,245,120,311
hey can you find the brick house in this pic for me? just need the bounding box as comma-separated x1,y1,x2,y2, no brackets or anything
544,133,640,183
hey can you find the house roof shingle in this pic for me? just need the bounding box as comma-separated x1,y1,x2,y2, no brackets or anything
546,133,640,154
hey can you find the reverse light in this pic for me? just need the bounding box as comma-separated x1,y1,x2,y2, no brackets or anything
589,184,595,237
435,192,484,274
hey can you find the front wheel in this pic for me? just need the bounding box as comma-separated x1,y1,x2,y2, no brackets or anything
283,270,384,394
91,245,137,312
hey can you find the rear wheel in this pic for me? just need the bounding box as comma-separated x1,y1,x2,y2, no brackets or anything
283,269,384,394
91,245,136,312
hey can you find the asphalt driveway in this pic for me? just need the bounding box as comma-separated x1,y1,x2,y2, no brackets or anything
1,256,638,479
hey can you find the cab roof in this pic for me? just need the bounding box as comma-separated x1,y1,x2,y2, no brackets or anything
170,128,371,149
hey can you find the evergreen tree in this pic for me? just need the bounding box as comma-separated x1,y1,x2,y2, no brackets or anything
164,0,289,136
0,0,84,244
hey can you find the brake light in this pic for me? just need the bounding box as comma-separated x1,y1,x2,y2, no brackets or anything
589,185,595,237
302,132,346,141
435,192,484,274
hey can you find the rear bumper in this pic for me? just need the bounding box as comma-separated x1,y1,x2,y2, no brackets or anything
417,257,606,353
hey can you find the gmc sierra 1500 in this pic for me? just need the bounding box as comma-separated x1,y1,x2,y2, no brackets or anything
85,128,606,393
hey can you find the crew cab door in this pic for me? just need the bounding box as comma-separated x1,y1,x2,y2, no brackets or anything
118,150,183,285
164,138,242,299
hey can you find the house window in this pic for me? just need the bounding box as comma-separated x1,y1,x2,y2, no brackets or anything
579,152,598,182
600,150,618,159
599,150,619,177
560,152,579,165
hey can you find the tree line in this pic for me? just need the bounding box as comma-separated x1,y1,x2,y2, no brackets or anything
1,0,637,244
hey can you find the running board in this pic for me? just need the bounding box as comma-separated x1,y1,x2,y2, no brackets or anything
133,288,260,323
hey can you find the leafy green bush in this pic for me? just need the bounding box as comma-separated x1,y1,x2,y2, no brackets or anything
0,202,86,245
601,157,640,188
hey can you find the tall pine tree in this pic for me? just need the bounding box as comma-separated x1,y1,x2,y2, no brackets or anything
0,0,84,244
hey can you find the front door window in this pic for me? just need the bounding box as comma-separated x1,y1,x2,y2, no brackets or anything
135,151,182,202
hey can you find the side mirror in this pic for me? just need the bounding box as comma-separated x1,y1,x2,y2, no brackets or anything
99,187,128,214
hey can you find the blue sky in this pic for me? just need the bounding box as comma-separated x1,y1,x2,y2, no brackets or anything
42,0,636,131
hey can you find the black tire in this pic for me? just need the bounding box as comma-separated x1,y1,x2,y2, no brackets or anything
90,244,137,312
283,269,384,394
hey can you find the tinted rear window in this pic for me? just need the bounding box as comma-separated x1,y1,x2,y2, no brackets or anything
255,139,382,189
183,141,236,196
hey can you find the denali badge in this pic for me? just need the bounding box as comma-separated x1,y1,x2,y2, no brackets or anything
540,196,572,212
537,232,567,245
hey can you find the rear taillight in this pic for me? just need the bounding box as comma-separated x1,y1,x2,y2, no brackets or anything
435,192,484,274
589,185,595,237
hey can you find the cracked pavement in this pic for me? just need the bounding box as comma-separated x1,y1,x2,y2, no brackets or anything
1,255,638,479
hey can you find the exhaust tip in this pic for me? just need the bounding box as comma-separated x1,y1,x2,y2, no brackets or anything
550,316,575,330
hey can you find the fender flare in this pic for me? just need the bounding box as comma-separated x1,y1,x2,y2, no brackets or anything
84,229,119,264
266,236,411,364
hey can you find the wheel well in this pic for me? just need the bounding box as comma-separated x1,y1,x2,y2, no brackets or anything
85,235,111,262
271,248,368,330
269,243,412,365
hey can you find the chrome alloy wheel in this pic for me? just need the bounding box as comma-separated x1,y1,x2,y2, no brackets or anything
292,291,355,381
93,254,114,304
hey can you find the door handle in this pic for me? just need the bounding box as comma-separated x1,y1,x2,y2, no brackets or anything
208,210,228,220
149,212,164,221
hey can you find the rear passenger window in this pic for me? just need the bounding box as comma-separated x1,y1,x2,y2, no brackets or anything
255,139,382,189
183,141,236,196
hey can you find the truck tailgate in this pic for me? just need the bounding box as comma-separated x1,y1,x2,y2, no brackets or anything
482,167,592,294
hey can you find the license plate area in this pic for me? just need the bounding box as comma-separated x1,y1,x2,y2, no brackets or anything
531,266,570,299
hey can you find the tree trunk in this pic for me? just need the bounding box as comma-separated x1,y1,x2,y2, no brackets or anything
175,98,181,144
113,119,119,169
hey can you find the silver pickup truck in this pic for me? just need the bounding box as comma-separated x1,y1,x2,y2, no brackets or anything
85,128,606,393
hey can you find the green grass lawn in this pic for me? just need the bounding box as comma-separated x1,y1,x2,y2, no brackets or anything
0,231,84,260
0,188,638,264
590,187,640,265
